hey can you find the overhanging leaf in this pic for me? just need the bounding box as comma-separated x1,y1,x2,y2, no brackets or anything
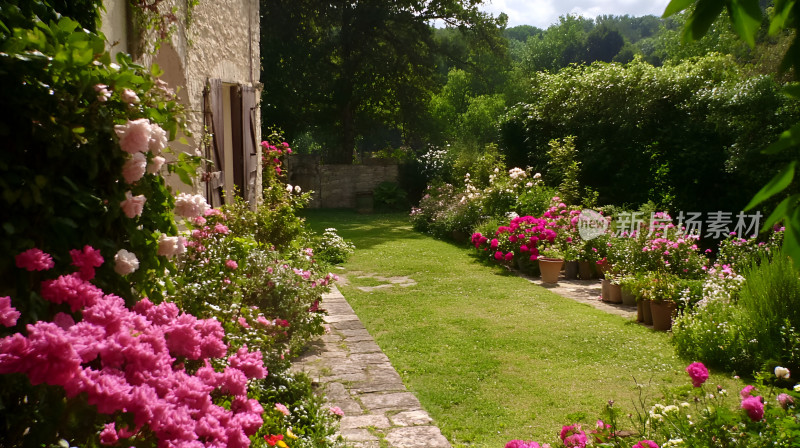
744,160,796,210
769,0,795,35
664,0,695,17
764,122,800,154
762,194,800,231
729,0,763,47
684,0,726,42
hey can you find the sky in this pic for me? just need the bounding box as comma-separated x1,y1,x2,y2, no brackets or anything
478,0,673,29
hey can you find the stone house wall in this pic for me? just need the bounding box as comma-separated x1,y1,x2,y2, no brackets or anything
100,0,261,207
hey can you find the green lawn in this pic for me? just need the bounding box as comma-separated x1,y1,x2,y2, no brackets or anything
303,210,740,447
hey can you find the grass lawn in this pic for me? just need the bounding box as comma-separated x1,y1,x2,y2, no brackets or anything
303,210,742,447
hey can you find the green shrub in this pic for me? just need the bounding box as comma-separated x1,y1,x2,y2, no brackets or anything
315,228,355,265
673,254,800,375
373,181,408,210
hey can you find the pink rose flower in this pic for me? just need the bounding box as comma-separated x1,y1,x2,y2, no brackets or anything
70,245,104,281
685,362,709,388
157,235,186,258
122,152,147,183
215,223,230,234
114,118,152,154
120,191,146,218
226,260,238,270
99,423,119,445
329,406,344,417
15,248,54,271
275,403,290,416
94,84,111,102
740,385,755,399
505,440,541,448
148,124,168,153
778,393,794,409
741,395,764,421
632,441,658,448
120,88,140,104
147,155,166,174
174,193,209,218
0,296,21,327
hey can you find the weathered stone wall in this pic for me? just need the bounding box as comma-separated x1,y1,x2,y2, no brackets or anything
287,156,399,209
100,0,262,199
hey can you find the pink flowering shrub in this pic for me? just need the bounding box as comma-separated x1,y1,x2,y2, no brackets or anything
1,249,264,447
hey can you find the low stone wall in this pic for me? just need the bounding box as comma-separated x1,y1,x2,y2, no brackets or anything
287,155,398,209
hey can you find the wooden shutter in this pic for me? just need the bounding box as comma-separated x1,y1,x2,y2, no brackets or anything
205,79,226,207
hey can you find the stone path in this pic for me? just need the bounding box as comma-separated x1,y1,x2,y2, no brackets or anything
528,277,637,320
291,285,451,448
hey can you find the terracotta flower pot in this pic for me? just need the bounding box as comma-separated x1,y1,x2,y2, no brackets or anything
621,286,637,307
636,300,645,322
650,300,677,331
564,261,579,280
538,258,563,284
578,261,594,280
641,299,653,325
601,279,622,303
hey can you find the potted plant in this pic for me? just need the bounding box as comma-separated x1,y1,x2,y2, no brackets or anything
618,275,638,307
538,246,564,284
563,239,582,280
640,272,681,331
603,275,623,303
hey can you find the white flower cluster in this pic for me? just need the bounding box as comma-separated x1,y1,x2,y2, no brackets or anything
698,271,745,307
508,167,527,180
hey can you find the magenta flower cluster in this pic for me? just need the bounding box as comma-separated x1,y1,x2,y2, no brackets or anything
471,215,555,263
2,248,266,447
685,361,709,387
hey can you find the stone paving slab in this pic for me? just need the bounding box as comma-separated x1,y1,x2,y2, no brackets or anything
292,285,452,448
519,273,638,320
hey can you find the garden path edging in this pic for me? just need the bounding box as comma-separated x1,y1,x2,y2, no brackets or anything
292,285,451,448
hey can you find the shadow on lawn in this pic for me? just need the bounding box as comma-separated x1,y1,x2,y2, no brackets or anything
301,209,426,251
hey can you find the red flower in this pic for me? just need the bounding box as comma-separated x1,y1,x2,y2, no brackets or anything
265,434,284,446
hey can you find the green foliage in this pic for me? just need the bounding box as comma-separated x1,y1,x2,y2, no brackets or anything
545,136,582,206
260,0,504,163
373,182,408,211
674,253,800,375
499,54,800,213
250,371,345,448
0,9,198,308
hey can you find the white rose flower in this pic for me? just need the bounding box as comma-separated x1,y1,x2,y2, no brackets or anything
114,249,139,275
775,366,791,379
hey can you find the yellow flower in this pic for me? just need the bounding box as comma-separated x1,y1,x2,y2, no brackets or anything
286,428,298,440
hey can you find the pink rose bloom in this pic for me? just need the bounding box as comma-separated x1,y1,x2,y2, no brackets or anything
0,296,20,327
194,216,207,226
15,248,54,271
505,441,541,448
157,234,186,258
215,223,230,234
778,393,794,409
238,317,250,328
70,245,104,281
740,385,755,399
148,124,168,153
632,441,659,448
275,403,290,416
174,193,209,218
504,252,514,261
94,84,111,102
685,362,709,387
120,191,146,218
120,88,139,104
114,118,152,154
560,424,587,448
99,423,119,446
741,395,764,421
113,249,139,276
226,260,238,270
229,346,267,379
329,406,344,417
494,251,503,260
147,155,166,174
122,152,147,183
